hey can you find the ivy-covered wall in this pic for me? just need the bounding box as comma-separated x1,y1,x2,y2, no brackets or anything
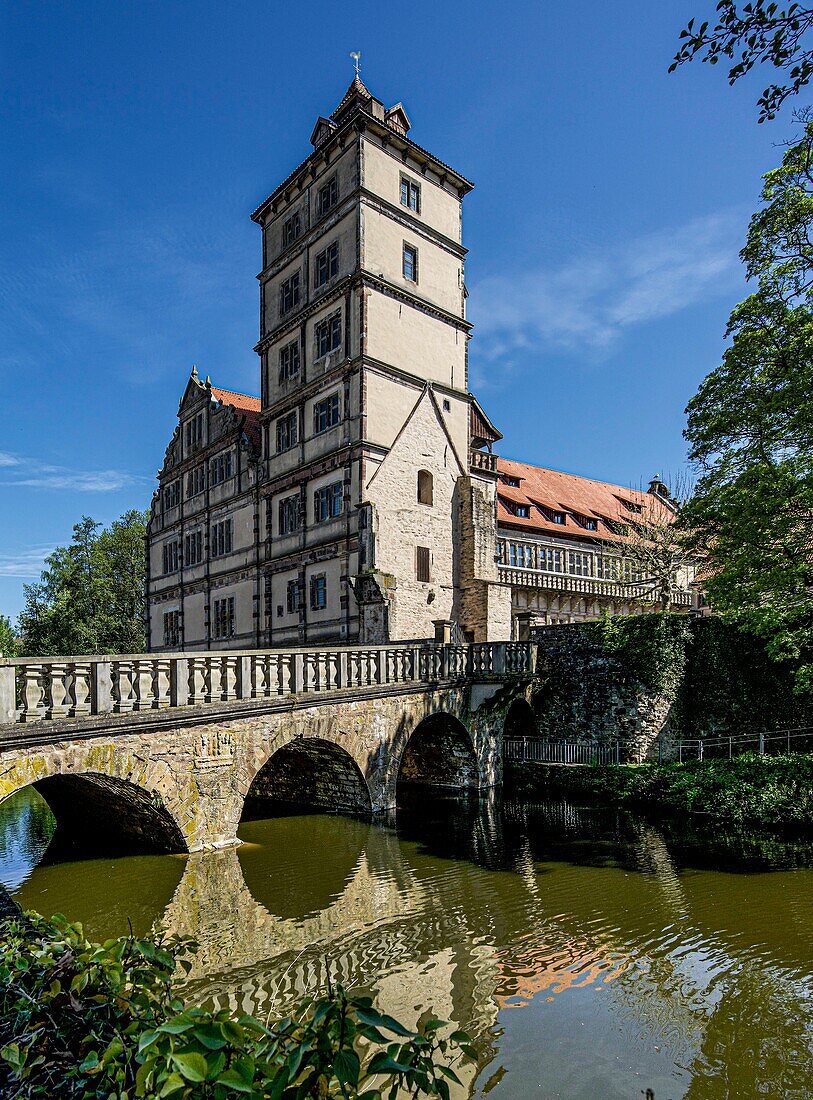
530,614,811,751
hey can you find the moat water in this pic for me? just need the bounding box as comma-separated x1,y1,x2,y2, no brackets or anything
2,787,813,1098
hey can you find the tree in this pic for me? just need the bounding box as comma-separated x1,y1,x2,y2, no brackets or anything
18,510,149,657
681,125,813,689
0,616,16,658
596,477,696,612
670,1,813,121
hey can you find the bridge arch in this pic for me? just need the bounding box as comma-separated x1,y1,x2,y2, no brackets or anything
395,712,480,796
0,770,188,859
241,736,373,820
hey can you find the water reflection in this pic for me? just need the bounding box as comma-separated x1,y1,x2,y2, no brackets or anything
3,789,813,1097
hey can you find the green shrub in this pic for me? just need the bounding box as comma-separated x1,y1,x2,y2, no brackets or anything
0,913,473,1099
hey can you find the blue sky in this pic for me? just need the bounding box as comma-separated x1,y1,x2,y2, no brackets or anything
0,1,797,617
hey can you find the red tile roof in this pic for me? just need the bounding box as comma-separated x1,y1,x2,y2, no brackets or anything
210,387,261,450
496,457,673,544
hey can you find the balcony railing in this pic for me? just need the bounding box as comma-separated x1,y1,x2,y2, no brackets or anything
469,450,497,474
498,565,693,606
0,641,535,727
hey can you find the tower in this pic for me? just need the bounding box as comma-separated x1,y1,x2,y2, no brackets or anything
251,76,507,643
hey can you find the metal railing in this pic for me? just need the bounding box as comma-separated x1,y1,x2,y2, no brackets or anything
0,641,535,727
504,726,813,767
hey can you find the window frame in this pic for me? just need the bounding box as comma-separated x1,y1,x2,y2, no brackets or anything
402,242,418,283
316,175,338,217
210,519,233,558
314,241,339,288
163,610,180,648
212,596,235,640
278,339,300,383
282,210,301,249
416,545,431,583
310,573,328,610
279,271,301,315
400,176,421,214
417,469,434,506
276,411,298,453
315,311,342,359
312,392,341,435
313,480,343,523
278,494,300,536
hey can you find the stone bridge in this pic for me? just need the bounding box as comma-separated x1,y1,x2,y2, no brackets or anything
0,642,536,853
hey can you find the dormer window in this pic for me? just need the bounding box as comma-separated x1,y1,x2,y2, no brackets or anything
503,476,520,487
620,498,643,514
574,514,598,531
515,504,529,518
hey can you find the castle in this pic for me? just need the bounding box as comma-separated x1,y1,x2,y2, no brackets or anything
146,77,695,651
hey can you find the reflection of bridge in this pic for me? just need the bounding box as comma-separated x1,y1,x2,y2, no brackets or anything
0,642,535,851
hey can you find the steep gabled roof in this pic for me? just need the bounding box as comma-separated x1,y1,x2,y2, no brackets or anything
210,385,261,449
496,457,673,544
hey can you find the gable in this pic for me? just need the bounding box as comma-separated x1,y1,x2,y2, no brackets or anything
366,386,465,493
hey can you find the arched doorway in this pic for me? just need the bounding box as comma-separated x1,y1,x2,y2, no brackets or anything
504,697,538,740
242,738,372,820
397,713,480,795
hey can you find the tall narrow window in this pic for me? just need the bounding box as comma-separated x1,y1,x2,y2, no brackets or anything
163,610,180,648
416,546,431,583
212,596,235,640
400,177,421,213
278,494,300,535
286,579,301,613
417,470,433,506
282,211,301,248
279,272,301,314
403,244,418,283
276,411,298,452
278,340,300,383
313,481,343,522
314,242,339,288
316,176,338,216
210,519,233,558
184,530,203,566
310,573,328,610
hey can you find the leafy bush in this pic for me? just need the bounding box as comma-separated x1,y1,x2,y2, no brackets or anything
506,753,813,830
0,912,473,1098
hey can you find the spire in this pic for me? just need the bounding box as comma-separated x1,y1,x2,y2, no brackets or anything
330,74,375,123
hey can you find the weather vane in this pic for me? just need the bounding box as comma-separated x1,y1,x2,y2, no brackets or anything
350,51,361,78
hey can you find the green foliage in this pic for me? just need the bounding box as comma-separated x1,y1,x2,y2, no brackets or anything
18,510,148,657
0,913,473,1099
0,614,17,658
507,753,813,829
670,1,813,121
587,612,692,697
681,123,813,691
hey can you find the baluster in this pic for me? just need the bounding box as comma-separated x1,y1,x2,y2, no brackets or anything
68,661,92,716
222,656,237,700
19,663,45,723
132,660,155,710
253,655,268,698
189,657,206,704
153,659,171,707
205,657,223,702
44,662,69,719
113,661,134,712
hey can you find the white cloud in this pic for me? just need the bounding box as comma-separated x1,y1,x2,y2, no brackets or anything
0,546,53,578
0,453,148,493
469,211,745,384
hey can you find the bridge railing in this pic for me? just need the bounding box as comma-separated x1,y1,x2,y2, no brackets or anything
0,641,535,726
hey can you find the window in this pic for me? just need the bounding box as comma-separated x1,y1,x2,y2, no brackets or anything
310,573,327,610
403,243,418,282
162,541,179,575
575,514,597,531
568,550,593,577
279,494,300,535
185,530,203,566
280,271,301,314
541,547,564,573
417,470,433,506
279,340,300,383
597,556,620,581
416,545,431,583
508,542,535,569
185,413,204,450
503,476,520,488
400,177,421,213
211,519,233,558
163,480,180,509
314,481,343,522
442,399,451,412
163,611,180,648
286,579,301,613
620,498,643,514
212,596,235,640
496,540,505,564
315,311,342,358
316,176,338,216
282,211,301,248
515,504,529,518
313,392,340,434
314,242,339,287
187,464,206,497
209,452,233,486
276,411,298,453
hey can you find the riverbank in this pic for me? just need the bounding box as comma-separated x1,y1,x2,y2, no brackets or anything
505,753,813,831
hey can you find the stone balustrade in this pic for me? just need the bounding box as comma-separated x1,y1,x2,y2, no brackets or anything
469,449,497,474
0,641,534,727
497,565,694,607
